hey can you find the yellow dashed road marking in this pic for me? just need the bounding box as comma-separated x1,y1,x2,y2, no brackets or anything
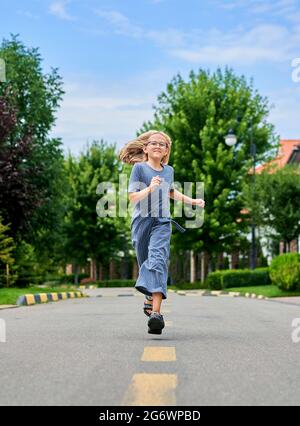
121,373,177,406
141,346,176,362
165,320,173,327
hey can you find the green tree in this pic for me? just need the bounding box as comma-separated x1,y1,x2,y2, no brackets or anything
139,67,278,275
242,164,300,253
64,141,131,282
0,217,15,287
0,35,67,280
0,35,65,242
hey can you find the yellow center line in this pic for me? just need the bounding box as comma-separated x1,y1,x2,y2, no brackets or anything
141,346,176,362
121,373,177,406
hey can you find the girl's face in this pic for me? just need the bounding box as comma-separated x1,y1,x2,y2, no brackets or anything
143,134,169,161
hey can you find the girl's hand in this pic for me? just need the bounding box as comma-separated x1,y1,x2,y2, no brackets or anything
194,198,205,208
149,175,162,193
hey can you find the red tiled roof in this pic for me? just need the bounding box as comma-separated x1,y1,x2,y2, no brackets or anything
254,139,300,174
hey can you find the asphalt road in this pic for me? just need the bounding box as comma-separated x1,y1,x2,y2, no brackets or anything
0,288,300,406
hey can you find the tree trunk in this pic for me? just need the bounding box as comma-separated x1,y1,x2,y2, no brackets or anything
231,251,239,269
200,251,210,283
190,250,196,283
283,241,287,253
109,260,117,280
216,252,224,270
98,263,104,281
73,262,79,285
91,259,97,281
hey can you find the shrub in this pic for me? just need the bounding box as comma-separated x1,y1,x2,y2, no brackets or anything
206,272,223,290
13,275,44,287
269,253,300,291
207,268,271,290
95,279,136,288
58,273,89,284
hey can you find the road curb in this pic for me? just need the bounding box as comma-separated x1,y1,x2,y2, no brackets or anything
0,304,19,310
175,290,268,300
16,291,86,306
79,285,97,289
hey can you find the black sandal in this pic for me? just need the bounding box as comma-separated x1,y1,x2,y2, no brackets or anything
148,312,165,334
143,295,153,317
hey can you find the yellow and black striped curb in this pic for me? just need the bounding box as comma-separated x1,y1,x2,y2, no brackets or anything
176,290,269,300
16,291,86,306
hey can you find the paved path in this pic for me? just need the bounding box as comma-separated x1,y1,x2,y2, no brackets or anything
270,296,300,306
1,288,300,406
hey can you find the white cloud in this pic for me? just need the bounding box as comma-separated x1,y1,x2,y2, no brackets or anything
95,10,143,38
216,0,298,19
94,8,300,66
94,9,186,47
168,24,300,65
285,10,300,22
49,1,76,21
267,86,300,139
17,10,40,19
50,69,175,155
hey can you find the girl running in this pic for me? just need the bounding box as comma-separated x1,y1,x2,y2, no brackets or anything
119,130,205,334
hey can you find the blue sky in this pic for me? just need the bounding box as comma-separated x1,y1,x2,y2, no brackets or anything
1,0,300,155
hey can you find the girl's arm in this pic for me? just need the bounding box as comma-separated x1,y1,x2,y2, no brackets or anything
169,189,205,207
129,176,161,204
128,186,151,203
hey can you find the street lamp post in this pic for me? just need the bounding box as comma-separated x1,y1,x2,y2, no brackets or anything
224,124,256,270
249,120,257,270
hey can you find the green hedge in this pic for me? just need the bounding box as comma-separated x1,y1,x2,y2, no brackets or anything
269,253,300,291
206,271,224,290
94,276,177,288
13,275,44,288
58,273,89,283
95,279,136,287
207,268,271,290
2,273,90,288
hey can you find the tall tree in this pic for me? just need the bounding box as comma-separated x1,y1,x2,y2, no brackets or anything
0,216,15,287
64,141,131,279
0,35,65,242
139,67,278,274
241,164,300,253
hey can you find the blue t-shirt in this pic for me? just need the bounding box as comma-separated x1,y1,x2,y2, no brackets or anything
128,161,175,223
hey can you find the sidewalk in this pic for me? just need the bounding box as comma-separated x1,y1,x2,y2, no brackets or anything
271,297,300,306
0,305,18,310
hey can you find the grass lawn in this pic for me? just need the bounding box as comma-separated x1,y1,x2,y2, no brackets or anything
0,285,80,305
168,283,300,298
223,285,300,298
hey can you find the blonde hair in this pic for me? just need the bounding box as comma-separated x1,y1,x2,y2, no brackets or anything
119,130,172,165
